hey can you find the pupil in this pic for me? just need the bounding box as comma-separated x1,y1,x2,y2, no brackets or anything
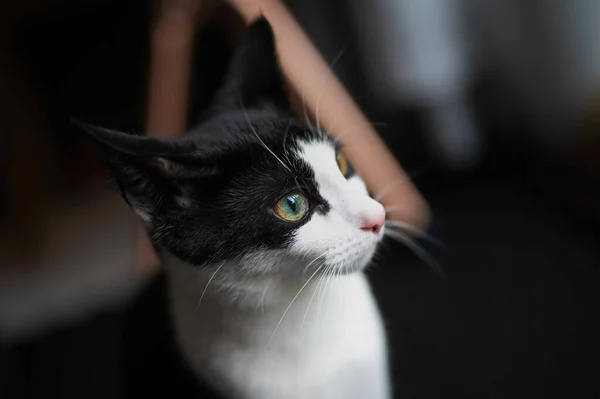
287,196,297,212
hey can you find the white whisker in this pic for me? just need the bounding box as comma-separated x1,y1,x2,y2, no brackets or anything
333,122,388,146
327,261,343,316
268,252,329,344
196,262,225,311
385,229,447,279
315,91,324,136
282,119,293,153
384,204,404,213
328,45,349,76
308,265,329,332
241,104,291,173
375,178,410,201
259,280,271,316
298,261,329,334
322,263,338,319
316,263,334,322
385,220,444,247
300,66,316,132
315,45,349,137
375,167,430,201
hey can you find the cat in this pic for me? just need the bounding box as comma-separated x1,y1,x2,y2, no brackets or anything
79,18,391,399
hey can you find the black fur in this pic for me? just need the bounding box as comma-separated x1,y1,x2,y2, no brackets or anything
77,18,335,267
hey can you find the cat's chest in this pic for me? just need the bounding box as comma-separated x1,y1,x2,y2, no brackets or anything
188,274,386,398
165,255,389,398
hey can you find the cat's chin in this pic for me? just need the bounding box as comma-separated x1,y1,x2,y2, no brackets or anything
322,243,379,276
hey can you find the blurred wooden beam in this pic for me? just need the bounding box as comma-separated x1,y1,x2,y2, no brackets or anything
138,0,243,276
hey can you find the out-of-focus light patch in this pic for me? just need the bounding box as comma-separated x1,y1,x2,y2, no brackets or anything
0,191,144,340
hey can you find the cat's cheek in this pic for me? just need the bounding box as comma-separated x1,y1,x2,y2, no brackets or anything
288,212,349,257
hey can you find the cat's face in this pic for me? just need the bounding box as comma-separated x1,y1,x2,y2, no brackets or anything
288,135,385,274
79,19,385,277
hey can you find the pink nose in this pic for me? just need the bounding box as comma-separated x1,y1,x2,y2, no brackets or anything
361,204,386,234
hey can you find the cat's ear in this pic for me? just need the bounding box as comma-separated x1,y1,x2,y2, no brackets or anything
210,17,289,112
74,120,215,221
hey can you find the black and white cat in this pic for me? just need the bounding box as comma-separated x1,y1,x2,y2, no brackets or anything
80,19,390,399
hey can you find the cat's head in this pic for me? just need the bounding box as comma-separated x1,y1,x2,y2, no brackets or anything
79,18,385,278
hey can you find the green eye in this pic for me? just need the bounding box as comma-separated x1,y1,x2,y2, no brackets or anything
274,192,308,222
337,152,349,177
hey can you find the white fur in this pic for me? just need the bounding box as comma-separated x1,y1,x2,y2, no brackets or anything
163,139,390,399
291,140,386,273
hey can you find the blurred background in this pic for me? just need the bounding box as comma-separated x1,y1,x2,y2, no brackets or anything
1,0,598,398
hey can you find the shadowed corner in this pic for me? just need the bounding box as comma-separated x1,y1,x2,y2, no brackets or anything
1,1,598,398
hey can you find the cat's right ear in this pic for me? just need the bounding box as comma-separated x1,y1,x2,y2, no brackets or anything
73,120,187,157
209,17,289,113
74,120,213,221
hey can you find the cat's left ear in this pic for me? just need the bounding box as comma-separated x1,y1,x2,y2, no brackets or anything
74,120,217,221
210,17,289,112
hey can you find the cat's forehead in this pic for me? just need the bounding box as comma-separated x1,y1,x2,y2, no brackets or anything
255,126,337,178
191,111,336,170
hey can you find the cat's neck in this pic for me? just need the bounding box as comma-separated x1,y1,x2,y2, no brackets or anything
162,250,333,313
163,249,377,354
160,249,385,399
162,249,377,358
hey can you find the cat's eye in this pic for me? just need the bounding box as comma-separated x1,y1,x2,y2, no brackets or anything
337,152,349,177
274,192,309,222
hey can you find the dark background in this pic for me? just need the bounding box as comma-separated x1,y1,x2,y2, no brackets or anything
1,1,599,398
